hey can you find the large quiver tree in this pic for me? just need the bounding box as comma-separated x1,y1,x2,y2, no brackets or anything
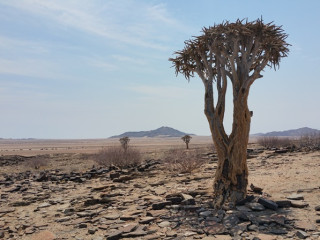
169,19,289,208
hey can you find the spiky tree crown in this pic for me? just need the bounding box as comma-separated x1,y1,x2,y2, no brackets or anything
169,18,290,81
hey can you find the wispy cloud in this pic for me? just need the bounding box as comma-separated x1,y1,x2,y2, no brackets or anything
1,0,186,51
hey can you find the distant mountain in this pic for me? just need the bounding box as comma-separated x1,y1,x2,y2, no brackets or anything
252,127,320,137
109,126,194,138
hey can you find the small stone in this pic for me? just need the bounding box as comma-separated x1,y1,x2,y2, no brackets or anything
296,230,309,239
291,201,309,208
236,195,254,205
199,210,212,217
269,228,287,235
258,198,278,210
78,223,87,228
315,205,320,211
180,193,195,205
88,228,97,234
152,201,171,210
316,219,320,223
106,213,120,220
275,200,291,208
248,224,259,232
106,230,123,240
38,202,51,208
248,202,265,211
287,193,304,200
122,223,138,233
139,217,155,224
184,231,197,237
158,221,171,228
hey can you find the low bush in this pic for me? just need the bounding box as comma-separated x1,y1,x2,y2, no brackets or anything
94,146,141,169
25,157,48,169
163,148,207,174
257,136,292,149
297,133,320,150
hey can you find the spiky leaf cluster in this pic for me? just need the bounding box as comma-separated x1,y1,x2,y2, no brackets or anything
169,18,290,81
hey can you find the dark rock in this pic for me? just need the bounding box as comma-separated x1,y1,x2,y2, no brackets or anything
250,184,263,193
223,214,239,229
275,200,292,208
269,228,288,235
315,205,320,211
106,230,123,240
110,172,120,180
180,193,195,205
248,202,265,211
236,195,254,205
78,223,87,228
88,228,97,234
296,230,309,239
258,198,278,210
152,201,171,210
316,219,320,223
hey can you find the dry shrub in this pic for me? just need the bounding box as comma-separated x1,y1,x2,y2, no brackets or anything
257,136,292,149
297,133,320,150
25,157,48,169
164,148,207,174
94,146,141,169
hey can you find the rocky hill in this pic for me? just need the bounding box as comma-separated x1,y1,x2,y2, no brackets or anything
109,126,193,138
253,127,320,137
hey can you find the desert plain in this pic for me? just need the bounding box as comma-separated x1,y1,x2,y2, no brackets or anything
0,136,319,240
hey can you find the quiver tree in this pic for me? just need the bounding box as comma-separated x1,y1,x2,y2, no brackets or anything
169,19,289,207
181,135,192,149
119,136,130,151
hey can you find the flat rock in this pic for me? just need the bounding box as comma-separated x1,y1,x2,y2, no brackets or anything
106,213,120,220
296,230,309,239
315,205,320,211
248,202,265,211
152,201,171,210
275,200,291,208
295,220,316,231
158,221,171,228
258,198,278,210
106,229,123,240
139,217,155,224
287,193,304,200
291,201,309,208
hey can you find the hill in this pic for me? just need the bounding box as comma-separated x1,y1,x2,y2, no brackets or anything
252,127,320,137
109,126,193,138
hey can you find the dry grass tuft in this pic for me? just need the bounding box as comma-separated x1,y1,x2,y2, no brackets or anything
163,148,207,174
24,157,49,169
257,136,292,149
94,146,141,169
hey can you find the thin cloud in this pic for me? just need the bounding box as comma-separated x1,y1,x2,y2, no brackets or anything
0,0,184,51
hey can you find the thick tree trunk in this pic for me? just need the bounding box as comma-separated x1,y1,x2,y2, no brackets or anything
207,92,251,208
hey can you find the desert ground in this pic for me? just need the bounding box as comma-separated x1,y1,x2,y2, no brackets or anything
0,137,319,240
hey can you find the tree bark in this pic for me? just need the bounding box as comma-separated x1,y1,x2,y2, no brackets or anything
206,89,251,208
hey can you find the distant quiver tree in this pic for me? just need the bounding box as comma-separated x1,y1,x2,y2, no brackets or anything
169,18,289,207
119,136,130,151
181,135,192,149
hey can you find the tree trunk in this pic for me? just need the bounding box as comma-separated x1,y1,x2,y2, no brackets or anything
208,93,251,208
186,143,189,149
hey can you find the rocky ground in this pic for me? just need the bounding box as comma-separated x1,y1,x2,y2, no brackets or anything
0,147,319,240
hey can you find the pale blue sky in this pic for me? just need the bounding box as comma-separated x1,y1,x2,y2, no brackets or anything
0,0,319,138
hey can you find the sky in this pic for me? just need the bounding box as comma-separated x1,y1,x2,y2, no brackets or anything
0,0,319,139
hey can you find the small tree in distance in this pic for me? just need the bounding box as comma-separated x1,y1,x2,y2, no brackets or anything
119,136,130,151
169,18,289,207
181,135,192,149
